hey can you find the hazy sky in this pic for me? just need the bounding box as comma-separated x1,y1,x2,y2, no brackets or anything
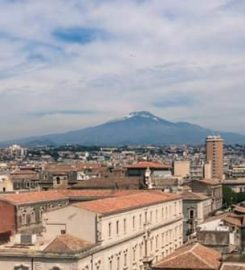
0,0,245,140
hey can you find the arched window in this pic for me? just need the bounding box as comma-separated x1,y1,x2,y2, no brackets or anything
56,177,60,184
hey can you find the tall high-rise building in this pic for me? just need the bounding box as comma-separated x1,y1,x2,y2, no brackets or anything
205,135,224,180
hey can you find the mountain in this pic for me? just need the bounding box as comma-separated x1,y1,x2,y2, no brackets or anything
2,111,245,146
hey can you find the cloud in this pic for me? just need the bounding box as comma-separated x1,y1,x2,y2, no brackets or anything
0,0,244,140
153,95,196,108
53,27,107,44
29,110,95,117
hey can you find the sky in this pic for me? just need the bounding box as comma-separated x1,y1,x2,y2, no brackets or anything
0,0,245,140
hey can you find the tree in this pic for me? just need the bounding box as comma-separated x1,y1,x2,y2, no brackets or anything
223,186,236,208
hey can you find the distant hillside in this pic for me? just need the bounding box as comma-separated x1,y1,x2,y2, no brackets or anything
2,111,245,146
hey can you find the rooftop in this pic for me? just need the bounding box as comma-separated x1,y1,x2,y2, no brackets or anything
0,191,68,205
153,243,221,269
58,189,142,199
197,179,222,186
44,234,93,254
234,205,245,214
222,214,245,228
73,191,180,215
181,191,210,201
126,161,171,169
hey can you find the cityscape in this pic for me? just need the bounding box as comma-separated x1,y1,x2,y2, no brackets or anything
0,1,245,270
0,134,245,269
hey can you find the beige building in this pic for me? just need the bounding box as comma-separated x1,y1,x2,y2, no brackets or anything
205,136,224,180
223,179,245,193
190,179,223,212
181,191,212,241
173,161,190,178
203,161,212,179
0,191,183,270
0,173,13,192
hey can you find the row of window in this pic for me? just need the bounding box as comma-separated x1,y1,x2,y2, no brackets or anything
83,225,182,270
107,202,182,238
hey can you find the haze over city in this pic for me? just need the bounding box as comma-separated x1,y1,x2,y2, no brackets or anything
0,0,245,140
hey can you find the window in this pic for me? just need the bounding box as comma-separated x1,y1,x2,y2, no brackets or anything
30,211,35,224
140,243,143,257
156,235,159,249
124,252,127,266
108,222,112,238
123,218,127,234
26,214,31,225
189,209,195,219
150,238,153,251
156,209,158,222
139,214,142,228
22,213,26,225
56,177,60,184
133,247,136,261
161,233,164,247
116,220,119,235
116,256,120,270
133,216,135,230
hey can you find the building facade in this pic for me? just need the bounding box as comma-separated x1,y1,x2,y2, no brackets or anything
206,136,224,180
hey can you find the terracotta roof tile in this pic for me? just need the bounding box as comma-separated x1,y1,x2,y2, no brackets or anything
44,234,93,253
73,191,180,215
199,179,222,186
234,205,245,214
154,243,221,269
126,161,171,169
181,191,210,201
58,189,142,199
222,215,243,227
0,191,68,205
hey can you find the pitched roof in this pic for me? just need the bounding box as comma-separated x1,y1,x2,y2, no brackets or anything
153,243,221,269
181,191,210,201
10,170,39,180
199,179,222,186
71,176,141,189
0,191,68,205
126,161,171,169
222,214,245,228
44,164,75,172
44,234,93,253
234,205,245,214
73,191,180,215
58,189,142,199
